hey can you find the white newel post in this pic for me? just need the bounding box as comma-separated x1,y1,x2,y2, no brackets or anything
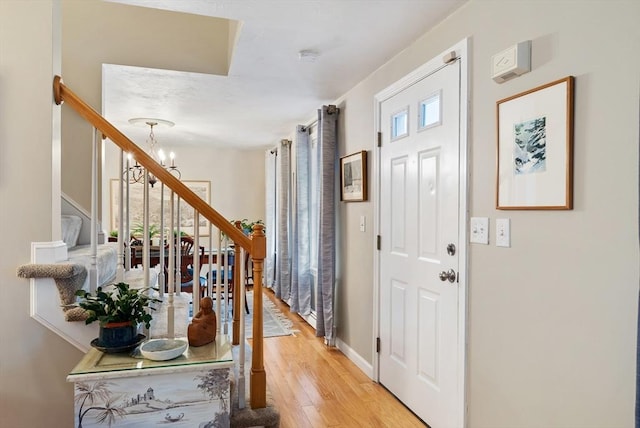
238,246,247,409
159,182,165,299
167,190,175,338
175,197,181,293
221,233,229,335
208,223,213,298
125,156,131,271
193,212,200,315
216,230,222,336
117,149,125,281
89,128,98,293
142,170,151,338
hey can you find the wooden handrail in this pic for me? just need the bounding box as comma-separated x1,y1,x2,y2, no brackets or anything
53,75,250,251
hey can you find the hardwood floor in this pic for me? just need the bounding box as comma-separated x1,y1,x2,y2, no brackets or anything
256,288,427,428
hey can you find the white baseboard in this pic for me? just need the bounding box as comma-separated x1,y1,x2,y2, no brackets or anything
267,294,375,380
336,338,374,379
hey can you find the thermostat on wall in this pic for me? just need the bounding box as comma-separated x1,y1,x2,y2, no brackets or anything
491,40,531,83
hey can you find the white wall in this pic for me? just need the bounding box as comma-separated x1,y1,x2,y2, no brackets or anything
61,0,233,212
0,1,81,426
335,0,639,426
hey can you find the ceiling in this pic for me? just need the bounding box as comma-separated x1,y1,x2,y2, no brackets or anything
102,0,467,151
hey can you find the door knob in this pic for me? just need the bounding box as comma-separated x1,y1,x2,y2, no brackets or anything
439,269,456,283
446,243,456,256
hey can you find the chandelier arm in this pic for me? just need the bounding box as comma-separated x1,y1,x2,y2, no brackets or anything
123,121,180,186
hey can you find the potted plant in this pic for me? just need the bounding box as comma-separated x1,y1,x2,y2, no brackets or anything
225,219,264,237
241,219,264,235
131,223,161,240
75,282,160,350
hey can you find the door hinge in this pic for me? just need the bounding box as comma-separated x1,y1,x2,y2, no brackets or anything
376,337,381,353
377,131,382,148
376,235,381,250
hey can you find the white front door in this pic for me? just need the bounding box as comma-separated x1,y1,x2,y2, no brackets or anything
378,54,463,427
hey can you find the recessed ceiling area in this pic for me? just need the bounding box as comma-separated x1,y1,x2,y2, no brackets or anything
95,0,469,150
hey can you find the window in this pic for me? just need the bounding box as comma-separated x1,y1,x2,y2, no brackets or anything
418,91,442,130
391,107,409,141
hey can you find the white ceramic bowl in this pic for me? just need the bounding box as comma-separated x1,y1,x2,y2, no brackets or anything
140,339,188,361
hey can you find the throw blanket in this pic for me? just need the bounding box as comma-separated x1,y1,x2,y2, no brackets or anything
16,263,88,322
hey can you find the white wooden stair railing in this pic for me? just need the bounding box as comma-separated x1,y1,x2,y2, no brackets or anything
52,75,267,409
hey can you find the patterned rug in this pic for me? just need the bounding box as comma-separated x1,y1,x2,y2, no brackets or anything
150,290,293,340
242,291,294,339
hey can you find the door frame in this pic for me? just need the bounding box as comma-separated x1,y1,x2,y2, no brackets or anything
372,38,470,427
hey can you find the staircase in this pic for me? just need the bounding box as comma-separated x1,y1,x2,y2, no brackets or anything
27,75,269,412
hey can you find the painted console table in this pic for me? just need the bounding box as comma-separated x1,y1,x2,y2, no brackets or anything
67,335,233,427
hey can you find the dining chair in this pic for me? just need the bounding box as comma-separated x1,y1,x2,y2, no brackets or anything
207,251,250,314
165,236,206,297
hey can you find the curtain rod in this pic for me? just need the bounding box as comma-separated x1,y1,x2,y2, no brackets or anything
301,103,339,131
325,104,339,115
278,103,339,143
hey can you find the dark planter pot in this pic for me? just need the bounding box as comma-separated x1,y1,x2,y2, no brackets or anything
99,322,137,348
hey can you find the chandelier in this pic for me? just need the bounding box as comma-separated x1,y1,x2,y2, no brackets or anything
126,118,181,187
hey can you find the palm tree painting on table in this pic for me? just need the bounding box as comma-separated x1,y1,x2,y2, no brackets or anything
75,381,126,427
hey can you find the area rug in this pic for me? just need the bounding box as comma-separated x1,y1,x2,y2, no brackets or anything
242,291,294,339
150,291,293,339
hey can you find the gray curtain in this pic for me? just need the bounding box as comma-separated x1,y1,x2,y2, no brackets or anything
290,126,312,315
635,96,639,428
264,149,277,288
315,105,338,342
274,139,292,300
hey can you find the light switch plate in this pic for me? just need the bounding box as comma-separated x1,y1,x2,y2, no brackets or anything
496,218,510,247
359,215,366,232
470,217,489,244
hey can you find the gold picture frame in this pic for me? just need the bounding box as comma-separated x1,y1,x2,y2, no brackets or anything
340,150,368,202
496,76,574,210
110,179,211,236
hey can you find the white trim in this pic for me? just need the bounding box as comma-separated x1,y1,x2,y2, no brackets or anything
61,192,92,221
67,354,234,382
372,38,470,428
300,310,317,329
61,192,105,245
372,97,382,383
29,240,97,352
457,38,470,428
336,338,374,379
30,239,68,263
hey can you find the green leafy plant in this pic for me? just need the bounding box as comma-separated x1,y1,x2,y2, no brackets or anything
225,219,264,237
221,218,266,237
241,219,264,234
74,282,160,329
130,223,160,239
171,229,190,237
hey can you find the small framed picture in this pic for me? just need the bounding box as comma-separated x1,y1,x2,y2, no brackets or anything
496,76,574,210
340,150,368,202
